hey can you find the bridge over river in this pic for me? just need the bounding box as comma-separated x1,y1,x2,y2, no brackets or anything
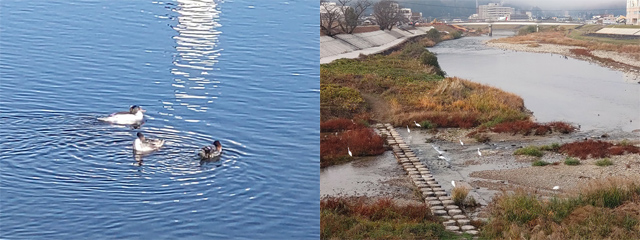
452,22,583,36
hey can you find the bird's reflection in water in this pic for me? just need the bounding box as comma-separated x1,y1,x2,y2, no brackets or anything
133,151,149,166
199,155,222,168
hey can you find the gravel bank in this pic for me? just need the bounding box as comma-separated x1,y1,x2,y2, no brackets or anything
486,42,640,79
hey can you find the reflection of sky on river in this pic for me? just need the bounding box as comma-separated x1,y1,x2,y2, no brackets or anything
166,0,222,122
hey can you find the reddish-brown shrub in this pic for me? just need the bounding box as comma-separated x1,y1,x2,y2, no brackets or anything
559,140,640,160
320,118,366,132
320,128,385,167
492,120,575,136
548,121,575,134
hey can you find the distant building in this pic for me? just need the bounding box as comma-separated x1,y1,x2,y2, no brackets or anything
470,3,514,21
628,0,639,25
410,12,423,23
400,8,412,22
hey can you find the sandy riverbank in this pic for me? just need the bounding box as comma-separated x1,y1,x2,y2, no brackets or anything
486,41,640,80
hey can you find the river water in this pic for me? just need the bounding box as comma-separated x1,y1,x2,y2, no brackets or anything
431,31,640,132
0,1,318,239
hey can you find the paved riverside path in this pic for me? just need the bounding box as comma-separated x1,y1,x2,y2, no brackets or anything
374,123,479,235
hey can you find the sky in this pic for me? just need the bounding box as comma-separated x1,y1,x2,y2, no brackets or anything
502,0,625,10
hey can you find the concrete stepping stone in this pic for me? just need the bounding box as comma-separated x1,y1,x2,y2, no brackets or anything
445,226,460,231
435,192,448,197
441,200,455,206
443,220,457,226
445,205,459,210
453,215,466,219
430,205,445,211
461,225,476,231
427,201,442,207
421,191,435,197
432,210,448,216
457,219,471,225
448,209,462,216
425,197,438,201
465,230,479,235
438,196,452,201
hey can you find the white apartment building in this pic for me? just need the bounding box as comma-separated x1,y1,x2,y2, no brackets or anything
628,0,639,25
477,3,514,21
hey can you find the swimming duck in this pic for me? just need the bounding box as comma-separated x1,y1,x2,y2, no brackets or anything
133,132,164,153
199,140,222,159
99,105,145,125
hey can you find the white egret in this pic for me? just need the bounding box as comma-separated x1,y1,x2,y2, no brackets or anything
552,186,560,190
414,121,421,127
407,125,410,133
438,154,446,160
348,147,353,157
459,139,464,146
477,148,482,156
451,180,456,188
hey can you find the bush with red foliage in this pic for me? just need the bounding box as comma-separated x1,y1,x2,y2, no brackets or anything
320,128,385,167
559,140,640,160
320,118,366,132
320,197,434,221
423,113,479,128
492,120,575,136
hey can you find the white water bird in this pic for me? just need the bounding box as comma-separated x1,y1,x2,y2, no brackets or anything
477,148,482,156
414,121,421,127
99,105,145,125
459,139,464,146
438,154,446,160
451,180,456,188
552,186,560,190
407,125,410,133
133,132,164,154
348,147,352,157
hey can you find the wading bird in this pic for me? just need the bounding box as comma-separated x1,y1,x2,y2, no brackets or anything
348,147,352,157
407,125,410,133
414,121,421,127
459,139,464,146
552,186,560,190
451,180,456,188
477,148,482,156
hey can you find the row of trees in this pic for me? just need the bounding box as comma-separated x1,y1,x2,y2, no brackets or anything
320,0,405,36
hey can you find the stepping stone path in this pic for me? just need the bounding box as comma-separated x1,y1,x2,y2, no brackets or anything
374,123,478,236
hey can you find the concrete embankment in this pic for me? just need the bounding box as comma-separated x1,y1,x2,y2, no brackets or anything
320,27,434,64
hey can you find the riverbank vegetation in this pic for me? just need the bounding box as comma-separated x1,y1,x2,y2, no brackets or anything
481,179,640,239
320,32,536,167
320,197,465,240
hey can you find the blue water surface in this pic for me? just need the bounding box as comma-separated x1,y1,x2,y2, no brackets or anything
0,0,319,239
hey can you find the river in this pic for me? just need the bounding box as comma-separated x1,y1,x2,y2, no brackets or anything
0,1,318,239
431,31,640,132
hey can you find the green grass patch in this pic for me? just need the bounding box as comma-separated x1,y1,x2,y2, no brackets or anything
540,143,561,152
595,158,613,167
532,160,550,166
514,146,544,157
564,157,580,166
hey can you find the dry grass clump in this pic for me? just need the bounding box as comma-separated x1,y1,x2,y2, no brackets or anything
559,140,640,160
321,197,457,239
491,120,575,136
320,128,385,168
481,179,640,239
452,186,470,207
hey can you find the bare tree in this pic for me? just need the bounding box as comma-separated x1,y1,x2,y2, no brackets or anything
373,0,401,31
336,0,371,34
320,0,341,36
